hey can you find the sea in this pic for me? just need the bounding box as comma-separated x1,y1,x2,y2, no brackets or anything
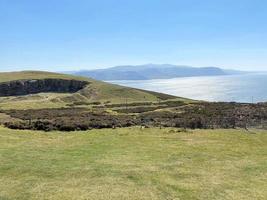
108,73,267,103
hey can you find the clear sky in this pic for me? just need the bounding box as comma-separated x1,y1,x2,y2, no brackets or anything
1,0,267,72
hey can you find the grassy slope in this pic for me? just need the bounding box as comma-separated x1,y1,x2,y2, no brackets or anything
0,71,183,110
0,127,266,200
0,71,90,82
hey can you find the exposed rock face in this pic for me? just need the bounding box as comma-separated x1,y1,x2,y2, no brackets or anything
0,79,89,97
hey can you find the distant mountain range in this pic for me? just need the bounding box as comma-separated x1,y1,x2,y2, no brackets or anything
69,64,247,81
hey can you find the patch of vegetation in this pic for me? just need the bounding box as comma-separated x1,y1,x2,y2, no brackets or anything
2,102,267,131
114,105,168,113
67,101,102,107
3,108,138,131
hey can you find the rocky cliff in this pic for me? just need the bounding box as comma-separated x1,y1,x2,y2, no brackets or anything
0,79,89,97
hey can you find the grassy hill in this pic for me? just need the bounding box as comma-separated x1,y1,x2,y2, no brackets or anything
0,71,90,83
0,71,184,110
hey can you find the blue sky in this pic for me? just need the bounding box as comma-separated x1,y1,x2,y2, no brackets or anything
0,0,267,72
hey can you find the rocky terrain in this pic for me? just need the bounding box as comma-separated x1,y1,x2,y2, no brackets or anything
0,79,89,97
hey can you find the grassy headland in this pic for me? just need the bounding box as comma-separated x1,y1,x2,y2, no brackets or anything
0,71,183,110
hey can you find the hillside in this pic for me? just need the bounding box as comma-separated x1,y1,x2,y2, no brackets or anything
71,64,235,80
0,71,181,110
1,71,267,132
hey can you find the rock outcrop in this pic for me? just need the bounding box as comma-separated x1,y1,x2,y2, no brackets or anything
0,79,89,97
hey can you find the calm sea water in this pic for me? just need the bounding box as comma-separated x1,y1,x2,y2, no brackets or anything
108,73,267,103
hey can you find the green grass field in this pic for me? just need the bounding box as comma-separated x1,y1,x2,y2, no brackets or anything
0,127,266,200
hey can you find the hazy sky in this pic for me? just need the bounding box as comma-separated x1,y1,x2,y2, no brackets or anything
1,0,267,72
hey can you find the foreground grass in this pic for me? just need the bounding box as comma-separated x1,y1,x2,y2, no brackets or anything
0,127,266,200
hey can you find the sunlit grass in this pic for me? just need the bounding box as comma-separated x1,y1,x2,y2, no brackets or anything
0,127,266,199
